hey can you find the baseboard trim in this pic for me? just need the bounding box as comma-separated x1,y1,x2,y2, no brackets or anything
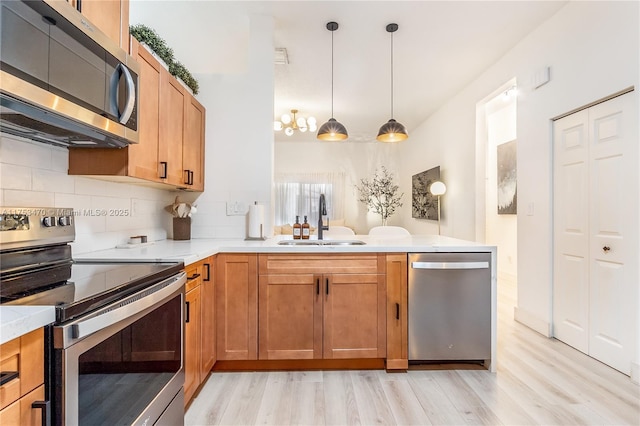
514,306,551,337
212,358,386,372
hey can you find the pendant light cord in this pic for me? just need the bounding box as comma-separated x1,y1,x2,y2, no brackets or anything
331,29,335,118
390,30,394,119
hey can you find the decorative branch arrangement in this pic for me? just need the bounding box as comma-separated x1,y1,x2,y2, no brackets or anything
356,166,404,225
130,24,199,95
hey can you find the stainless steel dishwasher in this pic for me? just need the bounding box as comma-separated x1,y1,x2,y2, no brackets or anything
408,252,491,363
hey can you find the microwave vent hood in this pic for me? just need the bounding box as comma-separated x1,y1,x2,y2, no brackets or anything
1,96,127,148
0,0,139,149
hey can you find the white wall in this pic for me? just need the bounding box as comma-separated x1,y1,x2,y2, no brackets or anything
274,140,403,234
0,135,174,254
185,14,275,239
485,94,518,280
398,1,639,338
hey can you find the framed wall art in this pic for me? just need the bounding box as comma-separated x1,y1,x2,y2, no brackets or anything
412,166,440,220
497,140,517,214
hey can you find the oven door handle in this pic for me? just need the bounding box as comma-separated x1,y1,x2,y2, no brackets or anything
56,272,186,347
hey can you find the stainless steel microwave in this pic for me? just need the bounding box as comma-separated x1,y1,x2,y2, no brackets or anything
0,0,139,148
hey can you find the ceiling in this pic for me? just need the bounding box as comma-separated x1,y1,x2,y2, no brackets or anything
130,1,568,143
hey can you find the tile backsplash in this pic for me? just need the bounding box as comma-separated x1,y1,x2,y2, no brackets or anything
0,134,175,254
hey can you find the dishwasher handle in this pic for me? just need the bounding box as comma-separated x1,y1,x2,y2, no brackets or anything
411,261,489,270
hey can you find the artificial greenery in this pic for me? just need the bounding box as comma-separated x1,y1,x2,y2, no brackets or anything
130,24,199,95
356,166,404,226
169,61,199,95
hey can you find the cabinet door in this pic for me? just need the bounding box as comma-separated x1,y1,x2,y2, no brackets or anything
20,385,44,426
127,39,162,181
200,257,216,378
74,0,128,49
386,254,408,369
323,273,386,359
258,273,322,360
216,254,258,360
184,285,201,404
159,70,185,186
183,96,206,191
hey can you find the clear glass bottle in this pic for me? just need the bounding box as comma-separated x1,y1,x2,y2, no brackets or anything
301,215,310,239
293,216,302,240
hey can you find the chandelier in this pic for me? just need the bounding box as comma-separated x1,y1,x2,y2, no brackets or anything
274,109,317,136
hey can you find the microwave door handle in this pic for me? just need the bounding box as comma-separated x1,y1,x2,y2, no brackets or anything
117,64,136,124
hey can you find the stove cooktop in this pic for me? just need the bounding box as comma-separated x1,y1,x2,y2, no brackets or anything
2,261,184,323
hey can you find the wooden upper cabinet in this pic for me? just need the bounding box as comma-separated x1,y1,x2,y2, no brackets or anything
69,0,129,49
183,96,206,191
128,39,162,181
159,72,186,186
68,38,206,192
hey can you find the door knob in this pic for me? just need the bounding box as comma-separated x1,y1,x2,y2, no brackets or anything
603,246,611,253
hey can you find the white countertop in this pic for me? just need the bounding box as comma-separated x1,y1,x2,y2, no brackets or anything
3,235,495,345
0,306,55,345
74,234,496,264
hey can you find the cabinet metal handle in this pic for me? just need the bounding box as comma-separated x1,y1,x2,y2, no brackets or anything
76,0,82,12
185,301,190,323
603,246,611,252
187,273,201,280
396,303,400,320
184,170,190,185
189,170,194,185
159,162,168,179
31,400,50,426
316,278,320,295
0,371,19,386
204,264,211,281
325,278,329,295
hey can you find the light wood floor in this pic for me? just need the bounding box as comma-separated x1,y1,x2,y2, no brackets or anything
185,278,640,425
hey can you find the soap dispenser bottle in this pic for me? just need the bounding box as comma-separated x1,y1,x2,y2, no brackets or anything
302,216,310,239
293,216,302,240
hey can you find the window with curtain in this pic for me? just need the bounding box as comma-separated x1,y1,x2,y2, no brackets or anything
274,172,345,225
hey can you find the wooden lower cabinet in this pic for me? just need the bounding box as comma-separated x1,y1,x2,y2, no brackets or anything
200,257,216,379
385,254,409,370
183,256,216,406
184,265,202,404
216,254,258,361
258,273,322,360
258,254,386,361
0,329,46,426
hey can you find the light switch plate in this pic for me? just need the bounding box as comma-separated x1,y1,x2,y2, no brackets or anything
226,201,248,216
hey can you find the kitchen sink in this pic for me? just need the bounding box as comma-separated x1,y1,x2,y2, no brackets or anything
277,240,366,246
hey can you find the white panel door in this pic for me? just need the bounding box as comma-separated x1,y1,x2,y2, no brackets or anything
553,91,638,375
553,109,590,353
587,94,638,374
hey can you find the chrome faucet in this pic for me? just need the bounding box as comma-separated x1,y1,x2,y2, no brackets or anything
318,194,329,240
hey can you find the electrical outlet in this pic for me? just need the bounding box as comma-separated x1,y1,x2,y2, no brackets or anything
226,201,248,216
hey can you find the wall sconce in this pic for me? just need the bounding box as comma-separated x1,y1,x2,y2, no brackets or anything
430,181,446,235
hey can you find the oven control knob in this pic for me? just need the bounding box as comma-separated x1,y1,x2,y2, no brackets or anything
42,216,57,227
58,216,73,226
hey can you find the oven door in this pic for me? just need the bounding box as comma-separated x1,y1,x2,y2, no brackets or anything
53,272,186,426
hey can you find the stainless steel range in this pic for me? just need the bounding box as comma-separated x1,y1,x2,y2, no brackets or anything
0,207,186,425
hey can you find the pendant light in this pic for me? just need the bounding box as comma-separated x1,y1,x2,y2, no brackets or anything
317,21,348,141
377,23,408,143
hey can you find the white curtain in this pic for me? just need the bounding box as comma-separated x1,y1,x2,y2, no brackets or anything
274,172,345,225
